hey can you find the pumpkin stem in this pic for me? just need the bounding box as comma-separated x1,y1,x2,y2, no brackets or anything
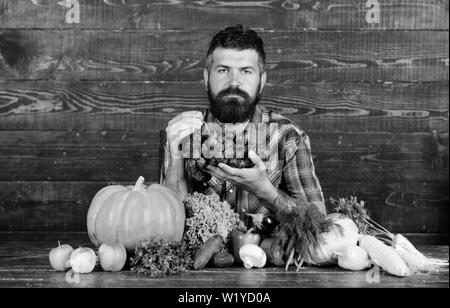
58,240,61,247
133,176,145,191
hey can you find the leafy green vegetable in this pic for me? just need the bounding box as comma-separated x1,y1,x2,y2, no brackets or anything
330,196,372,235
130,238,194,278
272,203,332,271
183,192,246,251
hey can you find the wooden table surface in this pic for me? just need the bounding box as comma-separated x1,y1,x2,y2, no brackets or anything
0,232,448,288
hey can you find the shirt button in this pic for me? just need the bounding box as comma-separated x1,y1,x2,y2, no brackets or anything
229,189,233,193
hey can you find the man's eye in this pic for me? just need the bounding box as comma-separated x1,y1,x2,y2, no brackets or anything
243,70,253,74
217,68,228,73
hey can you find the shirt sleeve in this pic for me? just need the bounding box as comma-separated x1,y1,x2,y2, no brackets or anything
160,141,170,185
279,130,326,214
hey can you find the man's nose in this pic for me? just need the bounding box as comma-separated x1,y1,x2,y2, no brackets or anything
227,70,241,87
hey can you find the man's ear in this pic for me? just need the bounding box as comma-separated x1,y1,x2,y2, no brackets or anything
259,71,267,94
203,68,209,91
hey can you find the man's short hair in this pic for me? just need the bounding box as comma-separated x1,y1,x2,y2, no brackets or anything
205,24,266,73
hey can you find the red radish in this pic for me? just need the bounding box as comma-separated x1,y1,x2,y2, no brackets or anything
259,237,284,267
98,243,127,272
49,241,73,271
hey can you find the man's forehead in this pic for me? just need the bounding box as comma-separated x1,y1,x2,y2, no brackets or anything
211,48,260,67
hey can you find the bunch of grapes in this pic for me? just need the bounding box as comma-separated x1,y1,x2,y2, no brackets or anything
184,126,255,182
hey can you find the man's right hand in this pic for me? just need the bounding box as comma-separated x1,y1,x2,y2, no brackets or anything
165,111,203,159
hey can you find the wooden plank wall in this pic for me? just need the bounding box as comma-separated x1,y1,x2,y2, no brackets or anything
0,0,448,234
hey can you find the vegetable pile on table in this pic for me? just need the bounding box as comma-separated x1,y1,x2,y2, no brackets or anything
330,197,448,276
249,195,448,277
130,192,246,277
67,176,447,279
128,194,448,278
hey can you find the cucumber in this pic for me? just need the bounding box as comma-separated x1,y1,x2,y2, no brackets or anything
193,235,224,270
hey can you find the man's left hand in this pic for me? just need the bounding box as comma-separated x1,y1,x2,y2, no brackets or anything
205,151,278,202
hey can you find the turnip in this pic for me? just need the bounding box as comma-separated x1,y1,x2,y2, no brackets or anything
70,247,96,274
335,245,371,271
98,243,127,272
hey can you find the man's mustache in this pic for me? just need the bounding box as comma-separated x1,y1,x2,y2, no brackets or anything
216,87,251,102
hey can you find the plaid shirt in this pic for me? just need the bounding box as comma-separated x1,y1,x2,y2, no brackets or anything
163,104,325,225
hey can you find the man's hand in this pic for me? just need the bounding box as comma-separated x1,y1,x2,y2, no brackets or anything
205,151,278,203
164,111,203,198
165,111,203,159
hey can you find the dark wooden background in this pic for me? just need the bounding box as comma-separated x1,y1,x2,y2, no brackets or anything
0,0,448,236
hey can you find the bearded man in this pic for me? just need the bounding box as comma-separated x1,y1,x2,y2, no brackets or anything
163,25,326,225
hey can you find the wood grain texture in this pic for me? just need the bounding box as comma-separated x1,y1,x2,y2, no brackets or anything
0,181,447,232
0,181,114,231
0,81,447,132
322,182,449,233
0,130,161,181
0,265,448,288
0,234,448,288
0,0,448,30
0,130,447,182
0,30,448,82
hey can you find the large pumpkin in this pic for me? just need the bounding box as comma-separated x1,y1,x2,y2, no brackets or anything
87,176,185,251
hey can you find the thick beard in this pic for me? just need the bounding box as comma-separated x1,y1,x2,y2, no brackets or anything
208,82,261,124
